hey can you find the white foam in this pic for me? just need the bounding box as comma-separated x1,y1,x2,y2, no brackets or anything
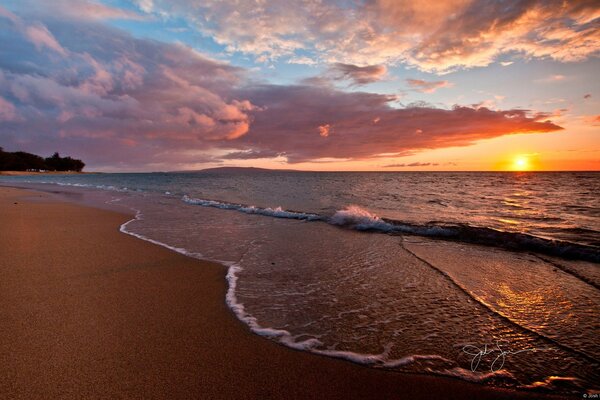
119,209,203,259
116,207,308,351
111,201,533,390
382,354,452,368
437,367,516,383
329,205,395,231
182,195,322,221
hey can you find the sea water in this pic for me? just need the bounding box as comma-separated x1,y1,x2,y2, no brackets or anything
2,170,598,393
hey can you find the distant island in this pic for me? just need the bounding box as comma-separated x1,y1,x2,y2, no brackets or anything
0,147,85,172
171,167,301,173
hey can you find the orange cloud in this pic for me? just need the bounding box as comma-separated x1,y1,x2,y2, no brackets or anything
584,115,600,126
140,0,600,72
318,124,332,137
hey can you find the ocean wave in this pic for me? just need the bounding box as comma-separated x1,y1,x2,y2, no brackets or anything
30,180,132,192
182,195,323,221
327,206,599,262
182,197,599,263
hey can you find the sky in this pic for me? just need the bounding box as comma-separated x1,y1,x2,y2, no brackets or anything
0,0,598,172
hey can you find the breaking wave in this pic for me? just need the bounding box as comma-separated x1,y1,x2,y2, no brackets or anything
182,197,600,263
182,195,323,221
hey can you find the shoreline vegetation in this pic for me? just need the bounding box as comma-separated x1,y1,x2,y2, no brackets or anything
0,185,568,399
0,147,85,172
0,170,92,175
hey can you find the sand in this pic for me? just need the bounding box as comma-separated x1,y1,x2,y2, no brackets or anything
0,187,567,399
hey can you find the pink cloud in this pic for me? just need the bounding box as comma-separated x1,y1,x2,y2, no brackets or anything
67,0,145,20
406,79,452,93
584,115,600,126
0,96,18,121
10,0,144,21
0,5,19,24
0,6,68,56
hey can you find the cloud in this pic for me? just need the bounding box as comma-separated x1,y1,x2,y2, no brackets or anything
24,23,68,56
288,56,317,65
584,115,600,125
318,124,332,137
0,9,564,170
0,15,254,168
221,149,282,160
235,84,563,163
7,0,145,21
384,162,439,168
138,0,600,72
0,6,67,56
406,78,452,93
407,0,600,72
535,74,569,83
0,95,18,121
327,63,387,85
135,0,154,13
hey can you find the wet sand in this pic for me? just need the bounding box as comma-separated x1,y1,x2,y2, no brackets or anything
0,187,566,399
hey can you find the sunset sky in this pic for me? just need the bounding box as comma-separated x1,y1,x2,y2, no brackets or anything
0,0,598,171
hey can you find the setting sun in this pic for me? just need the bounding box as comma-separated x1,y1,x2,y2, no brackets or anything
513,156,529,171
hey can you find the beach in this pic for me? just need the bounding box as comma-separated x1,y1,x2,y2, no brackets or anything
0,186,572,399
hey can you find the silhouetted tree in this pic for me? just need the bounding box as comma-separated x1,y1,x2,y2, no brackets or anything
0,149,85,171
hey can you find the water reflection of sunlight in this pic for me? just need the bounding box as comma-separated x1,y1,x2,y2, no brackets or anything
496,283,575,330
497,218,520,225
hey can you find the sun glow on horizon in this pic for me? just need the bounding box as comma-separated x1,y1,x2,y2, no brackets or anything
513,156,530,171
513,156,529,171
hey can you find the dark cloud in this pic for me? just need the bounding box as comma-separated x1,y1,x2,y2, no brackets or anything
235,84,562,163
384,162,439,168
221,149,282,160
0,10,253,168
327,63,387,85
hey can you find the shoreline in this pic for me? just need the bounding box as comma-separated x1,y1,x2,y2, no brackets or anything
0,186,568,399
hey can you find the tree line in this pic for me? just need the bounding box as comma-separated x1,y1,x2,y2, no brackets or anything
0,148,85,172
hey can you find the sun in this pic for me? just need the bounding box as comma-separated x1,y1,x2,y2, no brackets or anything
512,156,529,171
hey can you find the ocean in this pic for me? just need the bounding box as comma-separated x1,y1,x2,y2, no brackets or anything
2,170,599,393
